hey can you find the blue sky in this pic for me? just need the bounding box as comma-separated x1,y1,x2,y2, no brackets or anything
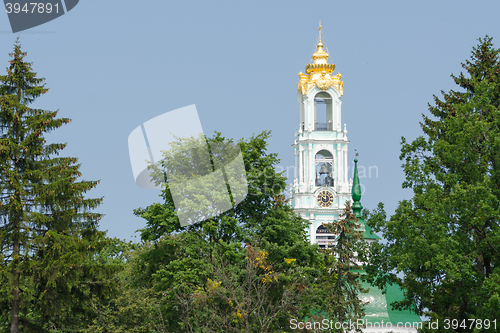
1,0,499,240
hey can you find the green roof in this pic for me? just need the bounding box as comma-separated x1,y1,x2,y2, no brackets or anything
360,280,421,326
357,217,381,240
304,272,421,330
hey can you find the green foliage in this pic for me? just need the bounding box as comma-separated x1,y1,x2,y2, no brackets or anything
171,244,315,333
0,40,372,333
311,201,368,327
131,131,325,331
366,36,500,330
0,40,115,332
83,240,166,333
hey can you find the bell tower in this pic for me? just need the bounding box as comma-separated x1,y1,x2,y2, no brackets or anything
290,22,351,246
288,24,421,330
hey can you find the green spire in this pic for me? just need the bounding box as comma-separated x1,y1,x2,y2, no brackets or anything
352,154,363,217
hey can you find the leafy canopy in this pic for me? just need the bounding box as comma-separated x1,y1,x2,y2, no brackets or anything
132,131,327,331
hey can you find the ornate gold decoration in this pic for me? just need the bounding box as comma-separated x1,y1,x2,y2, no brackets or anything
315,74,334,91
297,22,344,95
297,72,343,95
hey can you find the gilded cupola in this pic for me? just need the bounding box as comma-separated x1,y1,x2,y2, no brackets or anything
297,22,344,95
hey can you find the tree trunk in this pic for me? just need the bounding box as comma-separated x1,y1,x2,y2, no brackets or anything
10,238,20,333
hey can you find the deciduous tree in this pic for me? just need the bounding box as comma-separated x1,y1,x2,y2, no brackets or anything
132,131,322,331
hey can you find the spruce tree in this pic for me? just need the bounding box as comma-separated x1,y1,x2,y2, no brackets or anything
367,36,500,330
0,40,109,332
321,200,367,325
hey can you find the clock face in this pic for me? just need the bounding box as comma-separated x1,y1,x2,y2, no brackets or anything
317,190,334,208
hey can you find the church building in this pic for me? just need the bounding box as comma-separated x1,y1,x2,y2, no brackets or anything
289,22,379,248
289,23,421,332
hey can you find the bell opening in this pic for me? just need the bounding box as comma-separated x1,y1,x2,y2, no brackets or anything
315,150,334,187
314,92,333,131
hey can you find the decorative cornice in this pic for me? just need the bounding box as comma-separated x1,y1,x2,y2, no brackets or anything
297,72,343,96
293,207,346,215
295,138,351,145
305,63,336,74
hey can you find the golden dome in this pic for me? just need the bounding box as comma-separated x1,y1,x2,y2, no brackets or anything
297,21,343,95
307,21,335,74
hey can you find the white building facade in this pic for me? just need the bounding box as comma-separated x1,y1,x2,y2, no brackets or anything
289,24,420,332
290,24,352,247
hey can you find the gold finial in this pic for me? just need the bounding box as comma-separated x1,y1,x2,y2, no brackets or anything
311,22,328,65
318,21,322,42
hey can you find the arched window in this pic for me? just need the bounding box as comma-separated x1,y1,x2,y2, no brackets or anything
316,224,336,248
315,149,334,187
314,92,333,131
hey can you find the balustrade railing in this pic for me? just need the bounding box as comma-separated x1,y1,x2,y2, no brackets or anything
314,122,333,131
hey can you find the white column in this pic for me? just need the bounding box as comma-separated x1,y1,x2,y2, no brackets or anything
308,143,313,188
313,100,317,129
299,147,304,184
343,148,348,184
294,149,298,181
305,98,312,131
337,100,342,132
336,99,341,137
309,97,314,131
336,144,341,188
304,98,307,132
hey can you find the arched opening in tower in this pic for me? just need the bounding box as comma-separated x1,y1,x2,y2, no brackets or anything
316,224,336,248
315,149,334,187
314,92,333,131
